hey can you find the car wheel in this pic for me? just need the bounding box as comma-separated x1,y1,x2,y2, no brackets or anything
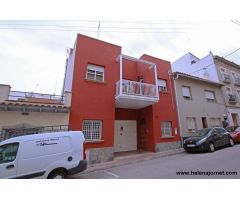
229,138,234,147
209,142,215,152
48,170,68,179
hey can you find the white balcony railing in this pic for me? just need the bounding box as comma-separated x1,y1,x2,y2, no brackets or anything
116,79,158,98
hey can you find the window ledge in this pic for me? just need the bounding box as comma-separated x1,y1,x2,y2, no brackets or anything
85,79,107,84
85,140,104,144
161,136,176,139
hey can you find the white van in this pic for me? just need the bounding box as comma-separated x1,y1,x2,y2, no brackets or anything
0,131,87,179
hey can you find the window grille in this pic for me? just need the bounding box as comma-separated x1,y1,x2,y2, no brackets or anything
82,120,102,140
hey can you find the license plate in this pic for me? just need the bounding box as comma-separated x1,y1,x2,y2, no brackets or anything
187,144,195,147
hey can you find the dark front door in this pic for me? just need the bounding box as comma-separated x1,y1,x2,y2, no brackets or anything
202,117,208,128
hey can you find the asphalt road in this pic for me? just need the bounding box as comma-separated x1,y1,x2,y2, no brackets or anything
75,144,240,179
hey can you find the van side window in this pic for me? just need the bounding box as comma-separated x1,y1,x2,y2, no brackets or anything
0,143,19,164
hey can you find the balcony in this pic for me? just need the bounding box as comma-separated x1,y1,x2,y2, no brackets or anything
228,94,237,104
234,77,240,86
222,73,231,83
115,79,159,109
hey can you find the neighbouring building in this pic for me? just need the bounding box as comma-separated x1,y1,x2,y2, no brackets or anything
63,34,181,164
0,84,70,141
214,56,240,126
172,52,240,126
173,72,226,139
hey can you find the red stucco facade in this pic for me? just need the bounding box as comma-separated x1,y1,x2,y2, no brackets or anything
66,34,180,158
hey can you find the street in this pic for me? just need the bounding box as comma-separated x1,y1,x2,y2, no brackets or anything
74,144,240,179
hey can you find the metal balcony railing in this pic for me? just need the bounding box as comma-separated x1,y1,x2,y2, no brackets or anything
228,94,238,104
0,125,70,142
8,91,64,103
222,73,231,83
116,79,158,98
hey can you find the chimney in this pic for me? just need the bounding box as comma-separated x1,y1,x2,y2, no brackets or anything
0,84,11,102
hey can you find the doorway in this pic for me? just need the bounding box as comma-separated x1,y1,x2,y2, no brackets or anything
114,120,137,152
201,117,208,128
231,113,239,126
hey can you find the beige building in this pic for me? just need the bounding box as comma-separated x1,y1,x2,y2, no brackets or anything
0,84,71,141
173,72,226,139
214,56,240,126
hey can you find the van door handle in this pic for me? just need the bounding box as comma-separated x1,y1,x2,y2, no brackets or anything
6,165,14,170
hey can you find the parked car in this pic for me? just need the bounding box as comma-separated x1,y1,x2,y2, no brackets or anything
226,126,240,143
0,131,87,179
183,127,234,152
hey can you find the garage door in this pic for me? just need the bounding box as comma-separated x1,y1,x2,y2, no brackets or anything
114,120,137,152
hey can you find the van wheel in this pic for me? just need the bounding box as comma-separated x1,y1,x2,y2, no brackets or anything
229,138,234,147
209,142,215,152
48,170,68,179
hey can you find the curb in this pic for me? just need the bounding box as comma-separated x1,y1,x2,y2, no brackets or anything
76,148,185,176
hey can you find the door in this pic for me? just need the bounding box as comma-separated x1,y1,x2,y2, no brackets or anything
201,117,208,128
0,142,19,178
231,113,239,126
114,120,137,152
215,128,229,146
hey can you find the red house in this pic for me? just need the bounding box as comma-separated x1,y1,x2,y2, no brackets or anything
63,34,180,163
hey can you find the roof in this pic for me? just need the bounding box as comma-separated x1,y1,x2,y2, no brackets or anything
0,101,69,113
173,72,224,86
214,55,240,69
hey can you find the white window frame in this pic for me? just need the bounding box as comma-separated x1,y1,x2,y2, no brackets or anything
161,121,172,137
205,90,215,102
186,117,197,133
82,120,102,141
182,86,192,100
157,79,167,93
86,64,105,82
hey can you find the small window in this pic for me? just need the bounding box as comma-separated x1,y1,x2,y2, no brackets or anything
186,117,197,133
161,121,172,137
86,64,104,82
182,86,192,100
0,143,19,164
209,118,221,127
82,120,102,141
157,79,167,92
215,128,227,134
205,90,215,103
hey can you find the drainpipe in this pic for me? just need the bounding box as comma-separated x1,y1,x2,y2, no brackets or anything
172,72,184,147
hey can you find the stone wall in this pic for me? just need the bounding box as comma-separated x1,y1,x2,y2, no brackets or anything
155,141,181,152
86,147,114,164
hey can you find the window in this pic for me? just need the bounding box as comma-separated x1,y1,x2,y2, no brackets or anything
209,118,221,127
205,90,215,102
161,121,172,137
182,86,192,100
157,79,167,92
226,87,232,96
86,64,104,82
237,90,240,100
0,143,19,164
82,120,102,140
186,117,197,133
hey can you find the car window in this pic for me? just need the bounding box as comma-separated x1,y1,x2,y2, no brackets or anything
0,143,19,164
215,128,227,134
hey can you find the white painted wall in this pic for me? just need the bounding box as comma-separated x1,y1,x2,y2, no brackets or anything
62,41,77,93
172,52,220,83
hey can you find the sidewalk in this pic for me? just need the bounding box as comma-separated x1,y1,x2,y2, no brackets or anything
77,148,185,175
